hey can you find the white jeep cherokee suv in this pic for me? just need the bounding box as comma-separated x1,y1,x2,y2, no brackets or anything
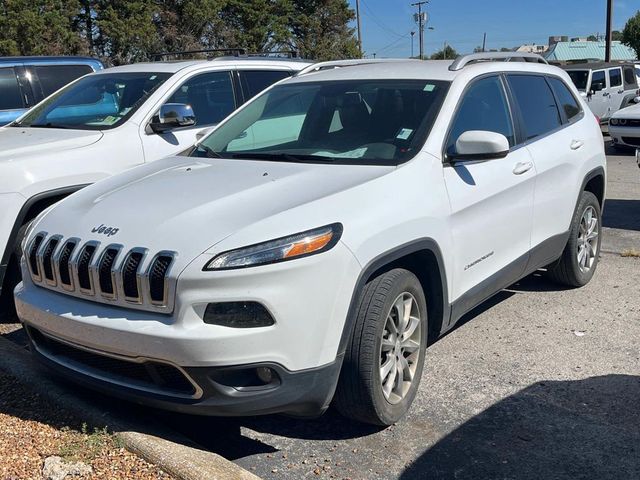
0,55,310,318
14,54,606,425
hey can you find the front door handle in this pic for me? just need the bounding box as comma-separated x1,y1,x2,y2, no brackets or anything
570,140,584,150
513,161,533,175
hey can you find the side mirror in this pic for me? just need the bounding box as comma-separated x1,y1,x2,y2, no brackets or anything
150,103,196,133
591,82,604,93
449,130,510,162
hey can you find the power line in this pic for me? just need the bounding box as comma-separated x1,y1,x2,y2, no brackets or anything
361,0,410,39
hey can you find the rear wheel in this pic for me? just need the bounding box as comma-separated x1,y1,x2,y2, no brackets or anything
334,268,427,426
548,191,601,287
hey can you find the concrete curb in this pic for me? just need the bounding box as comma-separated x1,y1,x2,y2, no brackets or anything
0,335,260,480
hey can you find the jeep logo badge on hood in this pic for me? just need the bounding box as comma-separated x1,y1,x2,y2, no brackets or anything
91,224,119,237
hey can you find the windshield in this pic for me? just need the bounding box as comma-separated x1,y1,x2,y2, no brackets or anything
193,79,450,165
13,72,172,130
567,70,589,91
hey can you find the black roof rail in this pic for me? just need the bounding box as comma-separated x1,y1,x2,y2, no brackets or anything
245,50,300,58
150,48,246,61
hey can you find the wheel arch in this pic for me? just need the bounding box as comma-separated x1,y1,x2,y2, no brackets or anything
0,185,88,292
338,239,450,355
582,166,605,209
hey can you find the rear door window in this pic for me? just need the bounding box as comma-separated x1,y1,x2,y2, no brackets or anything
31,64,93,100
547,77,581,122
608,68,622,88
168,71,235,126
507,75,562,141
238,70,292,100
0,67,24,110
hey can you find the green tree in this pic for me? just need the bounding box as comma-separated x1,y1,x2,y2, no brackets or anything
0,0,88,56
430,45,457,60
287,0,360,60
612,30,623,42
622,11,640,59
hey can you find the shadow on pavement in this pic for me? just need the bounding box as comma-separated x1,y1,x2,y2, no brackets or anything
400,374,640,480
603,199,640,231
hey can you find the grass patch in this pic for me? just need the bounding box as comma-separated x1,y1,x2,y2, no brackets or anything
59,423,114,462
621,249,640,258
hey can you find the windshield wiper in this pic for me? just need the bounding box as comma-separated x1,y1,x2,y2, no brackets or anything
229,152,338,163
29,122,70,129
194,144,223,158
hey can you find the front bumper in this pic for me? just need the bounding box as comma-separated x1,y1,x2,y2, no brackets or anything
609,124,640,148
14,240,360,415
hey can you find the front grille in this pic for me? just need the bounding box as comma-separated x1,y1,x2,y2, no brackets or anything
622,136,640,146
27,232,176,312
28,234,45,279
77,244,97,291
28,327,197,397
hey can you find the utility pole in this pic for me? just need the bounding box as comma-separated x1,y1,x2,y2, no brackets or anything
355,0,363,57
605,0,613,62
482,32,487,52
410,31,415,58
411,1,429,60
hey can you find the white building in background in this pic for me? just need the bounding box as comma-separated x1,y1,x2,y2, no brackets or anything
516,44,548,54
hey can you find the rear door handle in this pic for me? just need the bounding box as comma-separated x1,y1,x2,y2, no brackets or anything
513,161,533,175
570,140,584,150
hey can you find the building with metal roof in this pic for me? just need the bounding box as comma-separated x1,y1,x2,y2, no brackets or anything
545,40,637,62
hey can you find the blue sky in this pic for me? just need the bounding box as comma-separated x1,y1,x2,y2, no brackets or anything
347,0,638,57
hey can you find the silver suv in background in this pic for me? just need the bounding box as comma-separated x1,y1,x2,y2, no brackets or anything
563,62,639,121
0,56,104,126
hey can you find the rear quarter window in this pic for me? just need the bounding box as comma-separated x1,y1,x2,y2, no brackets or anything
0,67,24,110
547,77,582,122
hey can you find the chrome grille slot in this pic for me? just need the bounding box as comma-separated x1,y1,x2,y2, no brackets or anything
148,253,175,306
41,237,60,284
98,246,120,298
28,234,45,281
122,250,145,302
57,240,77,288
76,243,97,293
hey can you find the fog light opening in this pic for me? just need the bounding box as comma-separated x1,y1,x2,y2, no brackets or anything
256,367,274,384
203,301,275,328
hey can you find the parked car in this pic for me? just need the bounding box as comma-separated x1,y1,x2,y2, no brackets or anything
563,62,640,121
0,56,311,318
0,56,103,126
14,53,606,425
609,102,640,149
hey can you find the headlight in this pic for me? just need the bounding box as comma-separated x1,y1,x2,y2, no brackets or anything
204,223,343,270
610,118,619,126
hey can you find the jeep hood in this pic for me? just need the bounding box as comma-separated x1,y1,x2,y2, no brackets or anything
0,127,103,162
37,156,393,264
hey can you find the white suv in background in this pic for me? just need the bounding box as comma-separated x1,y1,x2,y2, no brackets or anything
0,55,310,317
15,53,606,425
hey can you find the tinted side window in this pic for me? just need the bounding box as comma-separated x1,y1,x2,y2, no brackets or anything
609,68,622,88
32,65,93,98
239,70,291,99
0,67,24,110
168,71,235,126
548,77,581,121
447,76,514,153
507,75,561,140
623,66,636,85
591,70,606,90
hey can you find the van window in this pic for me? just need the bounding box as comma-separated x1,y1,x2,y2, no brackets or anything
608,68,622,88
32,64,94,99
547,77,581,121
239,70,291,100
168,71,235,126
0,67,24,110
507,75,562,140
591,70,606,90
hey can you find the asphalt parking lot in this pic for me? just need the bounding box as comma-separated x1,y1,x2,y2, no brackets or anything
1,141,639,480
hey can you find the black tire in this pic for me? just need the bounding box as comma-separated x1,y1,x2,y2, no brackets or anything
0,221,31,323
334,268,428,426
547,191,602,287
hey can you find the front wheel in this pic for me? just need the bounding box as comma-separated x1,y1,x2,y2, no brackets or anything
548,191,602,287
334,268,427,426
